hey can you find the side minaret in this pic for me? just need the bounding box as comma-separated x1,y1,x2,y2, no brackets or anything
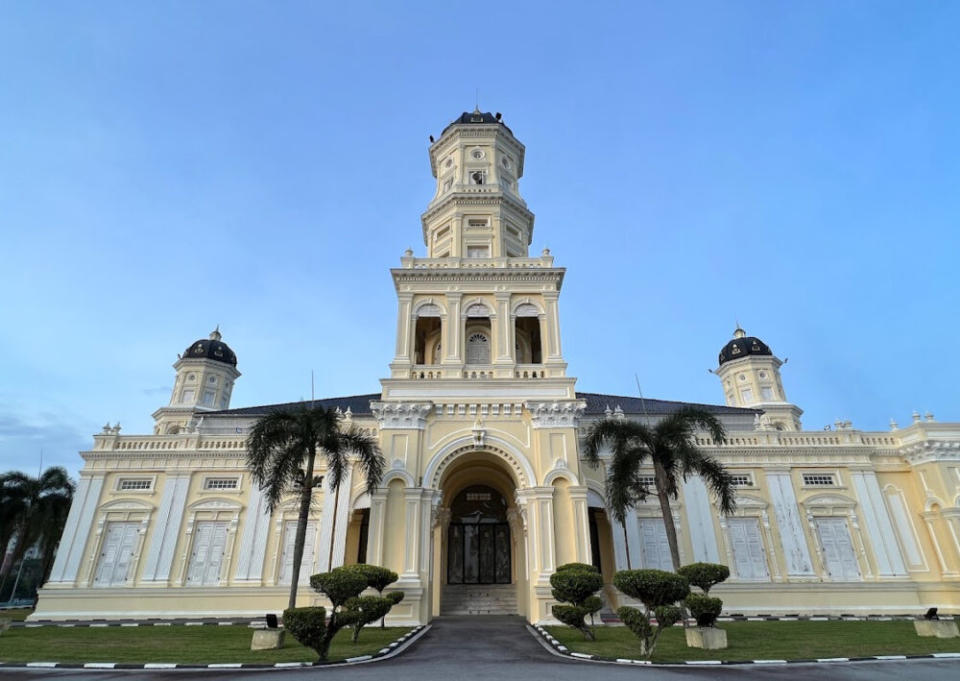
153,327,241,434
714,326,802,431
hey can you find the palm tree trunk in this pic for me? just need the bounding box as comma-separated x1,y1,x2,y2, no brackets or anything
622,520,632,569
654,463,681,571
288,445,317,611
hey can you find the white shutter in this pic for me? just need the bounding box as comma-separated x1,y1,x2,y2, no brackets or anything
203,523,228,585
817,518,860,581
300,521,317,585
186,523,212,585
281,520,318,586
728,518,769,581
112,523,139,585
94,524,123,586
640,519,672,571
94,522,139,586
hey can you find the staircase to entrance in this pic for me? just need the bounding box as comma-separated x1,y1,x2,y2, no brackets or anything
441,584,517,615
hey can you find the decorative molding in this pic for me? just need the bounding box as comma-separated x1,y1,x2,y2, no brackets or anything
525,400,586,429
371,401,433,430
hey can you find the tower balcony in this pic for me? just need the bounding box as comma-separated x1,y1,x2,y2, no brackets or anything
400,254,555,270
403,362,565,381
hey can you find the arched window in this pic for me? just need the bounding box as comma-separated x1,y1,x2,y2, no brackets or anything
466,333,490,364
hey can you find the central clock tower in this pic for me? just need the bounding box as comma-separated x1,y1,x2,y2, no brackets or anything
380,110,575,391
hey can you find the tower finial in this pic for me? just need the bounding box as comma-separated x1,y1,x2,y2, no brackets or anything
209,325,222,341
733,320,745,339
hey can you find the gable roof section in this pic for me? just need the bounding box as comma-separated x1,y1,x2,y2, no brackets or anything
206,391,757,419
577,392,758,416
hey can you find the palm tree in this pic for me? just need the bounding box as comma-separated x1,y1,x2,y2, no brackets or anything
246,405,384,610
582,407,736,571
0,468,75,596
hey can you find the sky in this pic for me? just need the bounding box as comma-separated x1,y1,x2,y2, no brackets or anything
1,1,958,478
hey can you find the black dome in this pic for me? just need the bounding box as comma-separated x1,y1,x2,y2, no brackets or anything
182,329,237,366
441,109,512,135
718,328,772,366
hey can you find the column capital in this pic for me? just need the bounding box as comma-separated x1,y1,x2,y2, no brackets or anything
525,400,586,429
371,401,433,430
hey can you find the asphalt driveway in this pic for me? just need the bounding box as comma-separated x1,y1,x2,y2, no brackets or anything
1,616,957,680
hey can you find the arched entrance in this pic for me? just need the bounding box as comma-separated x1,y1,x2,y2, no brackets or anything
433,452,525,616
447,485,511,585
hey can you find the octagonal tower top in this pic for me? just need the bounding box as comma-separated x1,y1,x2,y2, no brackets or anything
421,110,534,258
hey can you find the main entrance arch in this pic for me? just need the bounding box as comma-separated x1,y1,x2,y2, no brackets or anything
432,451,526,616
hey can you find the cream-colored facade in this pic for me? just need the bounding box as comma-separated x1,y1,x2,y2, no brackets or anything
34,111,960,623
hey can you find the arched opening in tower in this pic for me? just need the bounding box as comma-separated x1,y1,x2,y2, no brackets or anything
414,317,442,365
515,316,542,364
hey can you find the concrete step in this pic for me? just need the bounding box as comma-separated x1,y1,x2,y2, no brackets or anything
441,585,517,615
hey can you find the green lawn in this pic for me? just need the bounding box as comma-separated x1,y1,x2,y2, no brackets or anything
0,624,408,664
546,620,960,663
0,609,33,622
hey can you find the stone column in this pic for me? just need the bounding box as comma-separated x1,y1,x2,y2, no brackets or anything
141,473,191,584
682,475,721,564
367,489,389,567
542,292,563,362
317,464,354,572
518,487,557,584
47,474,104,586
494,292,513,364
568,486,592,564
233,483,272,584
394,292,414,363
444,292,463,363
767,470,816,578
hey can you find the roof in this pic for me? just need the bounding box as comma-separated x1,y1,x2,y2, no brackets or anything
206,394,379,417
206,391,756,419
441,110,512,136
577,392,758,416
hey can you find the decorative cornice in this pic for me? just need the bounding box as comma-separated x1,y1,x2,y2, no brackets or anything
370,401,433,430
902,440,960,464
525,399,586,429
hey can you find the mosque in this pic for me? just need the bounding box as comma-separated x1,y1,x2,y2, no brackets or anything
34,111,960,622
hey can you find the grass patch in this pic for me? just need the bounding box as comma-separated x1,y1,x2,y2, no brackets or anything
0,609,33,622
546,620,960,662
0,624,408,664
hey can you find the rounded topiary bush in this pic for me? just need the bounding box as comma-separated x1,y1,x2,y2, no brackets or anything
685,593,722,627
613,569,689,608
310,569,368,608
676,562,730,595
282,607,327,659
556,562,599,574
613,569,690,658
550,564,604,640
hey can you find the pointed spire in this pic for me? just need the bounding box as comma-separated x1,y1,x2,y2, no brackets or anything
209,325,222,342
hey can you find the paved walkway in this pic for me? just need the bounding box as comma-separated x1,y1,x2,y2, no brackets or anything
2,616,957,680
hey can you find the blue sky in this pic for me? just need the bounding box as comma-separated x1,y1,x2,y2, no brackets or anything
1,1,958,477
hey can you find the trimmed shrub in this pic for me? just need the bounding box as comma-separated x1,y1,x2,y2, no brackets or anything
345,596,393,643
556,562,599,574
677,562,729,629
613,569,690,658
676,563,730,595
347,563,400,627
685,593,722,627
282,607,327,659
386,591,405,605
304,567,369,659
550,565,604,640
613,569,689,609
311,569,368,608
